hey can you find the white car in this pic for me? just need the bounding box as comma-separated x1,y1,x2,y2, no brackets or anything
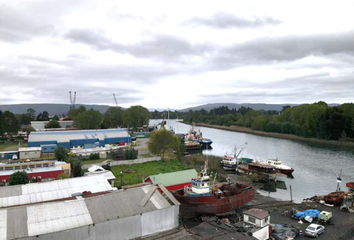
305,224,325,238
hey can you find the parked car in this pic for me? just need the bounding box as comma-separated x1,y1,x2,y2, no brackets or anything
305,224,325,238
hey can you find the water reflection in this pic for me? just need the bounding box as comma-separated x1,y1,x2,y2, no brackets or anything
150,119,354,203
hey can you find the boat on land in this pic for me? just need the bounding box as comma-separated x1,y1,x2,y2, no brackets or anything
220,143,247,171
346,182,354,191
172,160,254,219
266,159,294,175
324,191,345,206
186,122,212,149
237,162,288,182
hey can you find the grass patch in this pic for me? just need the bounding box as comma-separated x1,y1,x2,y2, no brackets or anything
0,143,27,151
81,158,109,165
111,159,190,187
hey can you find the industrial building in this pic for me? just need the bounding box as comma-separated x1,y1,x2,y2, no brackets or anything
30,120,74,131
85,165,116,187
0,160,71,176
18,147,41,159
0,166,64,186
0,175,115,208
28,129,132,150
0,185,180,240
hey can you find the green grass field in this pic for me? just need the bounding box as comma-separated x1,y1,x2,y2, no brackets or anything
111,159,191,187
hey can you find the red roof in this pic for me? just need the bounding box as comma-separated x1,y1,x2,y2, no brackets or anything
244,208,269,219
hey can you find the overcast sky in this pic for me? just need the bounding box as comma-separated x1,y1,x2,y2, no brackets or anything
0,0,353,109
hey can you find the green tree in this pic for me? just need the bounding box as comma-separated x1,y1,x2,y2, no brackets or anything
102,107,124,128
55,146,69,161
17,114,31,125
26,126,36,135
9,171,29,185
148,129,179,160
72,161,83,177
1,111,20,135
124,148,138,160
74,109,102,129
26,108,36,121
46,120,60,128
123,106,151,130
36,111,50,121
52,115,60,121
68,106,86,120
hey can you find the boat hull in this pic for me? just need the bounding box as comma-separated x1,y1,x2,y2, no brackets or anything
172,183,254,219
277,168,294,175
188,139,213,149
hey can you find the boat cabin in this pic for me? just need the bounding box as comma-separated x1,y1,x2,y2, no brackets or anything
243,208,270,240
191,179,211,194
266,159,282,166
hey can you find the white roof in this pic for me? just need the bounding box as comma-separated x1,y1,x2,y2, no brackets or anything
29,129,129,143
18,147,41,152
0,166,63,177
85,170,116,181
0,185,176,238
0,175,115,208
87,165,105,172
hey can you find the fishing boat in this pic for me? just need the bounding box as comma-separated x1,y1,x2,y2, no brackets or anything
186,122,212,149
324,191,345,206
238,162,288,182
172,160,254,219
266,159,294,175
220,143,247,171
346,182,354,191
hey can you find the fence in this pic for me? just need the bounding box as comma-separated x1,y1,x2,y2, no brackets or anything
109,156,161,166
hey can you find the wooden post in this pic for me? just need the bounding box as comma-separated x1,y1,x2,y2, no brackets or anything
290,185,293,202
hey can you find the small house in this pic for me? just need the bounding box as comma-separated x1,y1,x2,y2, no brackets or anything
243,208,270,240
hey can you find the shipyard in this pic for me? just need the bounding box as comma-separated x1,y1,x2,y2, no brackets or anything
1,0,354,239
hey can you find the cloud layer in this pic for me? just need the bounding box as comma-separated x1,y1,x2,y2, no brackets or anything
0,0,353,109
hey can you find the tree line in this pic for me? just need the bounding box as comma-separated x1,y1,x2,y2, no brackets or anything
183,102,354,141
0,105,152,136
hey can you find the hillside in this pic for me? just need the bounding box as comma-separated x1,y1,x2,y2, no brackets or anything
0,104,112,115
179,103,297,112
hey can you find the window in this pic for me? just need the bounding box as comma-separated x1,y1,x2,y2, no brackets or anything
5,167,13,171
25,153,29,156
265,217,269,223
36,164,42,168
43,164,48,167
15,166,21,170
29,165,35,168
248,216,256,224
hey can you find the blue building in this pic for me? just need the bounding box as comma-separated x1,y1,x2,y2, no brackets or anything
28,129,131,151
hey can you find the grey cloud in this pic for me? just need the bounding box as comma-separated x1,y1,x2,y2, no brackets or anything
65,29,214,61
185,12,281,29
205,31,354,71
0,5,54,42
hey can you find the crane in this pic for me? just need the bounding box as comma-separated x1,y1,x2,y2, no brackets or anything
113,93,118,108
69,91,77,109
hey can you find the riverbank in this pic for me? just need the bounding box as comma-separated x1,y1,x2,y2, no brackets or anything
195,123,354,148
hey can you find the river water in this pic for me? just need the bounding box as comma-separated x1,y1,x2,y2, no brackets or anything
150,119,354,203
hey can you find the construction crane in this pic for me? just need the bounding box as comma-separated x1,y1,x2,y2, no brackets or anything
69,91,77,109
113,93,118,108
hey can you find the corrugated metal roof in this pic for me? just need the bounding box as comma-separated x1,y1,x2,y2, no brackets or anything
85,186,171,223
0,175,115,208
0,209,6,240
29,129,130,143
147,169,198,187
0,185,22,198
18,147,41,152
0,166,63,177
2,185,176,238
85,170,116,181
27,199,93,237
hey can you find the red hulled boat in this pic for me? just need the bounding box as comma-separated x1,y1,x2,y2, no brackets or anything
172,160,254,219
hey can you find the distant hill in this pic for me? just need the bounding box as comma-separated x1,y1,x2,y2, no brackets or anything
179,103,299,112
0,104,112,115
180,103,340,112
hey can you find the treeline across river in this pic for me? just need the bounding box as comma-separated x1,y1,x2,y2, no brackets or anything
183,102,354,141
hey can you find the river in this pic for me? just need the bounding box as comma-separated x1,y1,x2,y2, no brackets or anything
150,119,354,203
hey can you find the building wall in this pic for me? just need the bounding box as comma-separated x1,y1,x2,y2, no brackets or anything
55,163,71,176
21,205,179,240
0,170,64,185
252,226,269,240
19,150,41,160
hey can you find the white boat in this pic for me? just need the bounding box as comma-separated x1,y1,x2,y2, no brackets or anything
266,159,294,175
221,143,247,171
